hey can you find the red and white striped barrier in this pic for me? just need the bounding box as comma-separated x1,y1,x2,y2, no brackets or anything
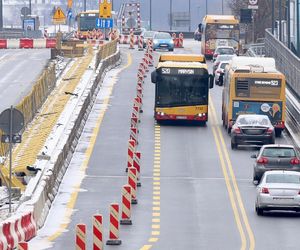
0,38,56,49
118,35,139,45
106,203,122,245
128,167,138,204
130,127,138,145
132,105,140,120
133,152,141,187
138,35,143,51
178,33,184,48
18,242,28,250
76,223,86,250
120,185,132,225
137,86,143,101
142,57,149,72
129,30,135,49
127,139,136,169
93,214,103,250
44,29,48,38
0,223,8,250
131,116,138,128
134,97,143,111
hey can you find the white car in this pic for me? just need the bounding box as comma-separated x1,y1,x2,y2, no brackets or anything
255,170,300,215
213,54,236,76
213,46,235,62
214,61,229,86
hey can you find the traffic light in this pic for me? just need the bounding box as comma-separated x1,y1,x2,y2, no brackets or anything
240,9,252,23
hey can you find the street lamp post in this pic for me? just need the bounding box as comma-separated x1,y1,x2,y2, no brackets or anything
150,0,152,30
170,0,172,31
0,0,3,30
206,0,208,14
188,0,191,32
222,0,224,15
272,0,275,34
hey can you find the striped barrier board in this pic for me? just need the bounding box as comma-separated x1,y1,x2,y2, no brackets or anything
93,214,103,250
120,185,132,225
76,223,86,250
106,203,122,245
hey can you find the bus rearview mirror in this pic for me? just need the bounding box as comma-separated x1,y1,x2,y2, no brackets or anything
209,74,214,89
151,71,157,83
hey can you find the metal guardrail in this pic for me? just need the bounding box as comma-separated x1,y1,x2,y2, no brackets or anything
265,29,300,99
245,43,265,57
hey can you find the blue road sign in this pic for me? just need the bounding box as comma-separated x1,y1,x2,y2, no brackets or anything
96,18,113,29
67,9,72,20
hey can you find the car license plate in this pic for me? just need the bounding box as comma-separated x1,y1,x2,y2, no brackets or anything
176,116,187,120
160,44,167,47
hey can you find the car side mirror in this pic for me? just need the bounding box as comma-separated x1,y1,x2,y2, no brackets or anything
251,154,257,159
151,70,157,83
253,180,259,186
209,74,214,88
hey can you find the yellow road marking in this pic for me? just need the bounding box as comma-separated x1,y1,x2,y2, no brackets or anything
210,98,255,249
141,124,161,249
47,52,132,242
140,245,152,250
152,231,160,236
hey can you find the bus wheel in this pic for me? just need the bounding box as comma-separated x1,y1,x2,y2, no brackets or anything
275,129,282,137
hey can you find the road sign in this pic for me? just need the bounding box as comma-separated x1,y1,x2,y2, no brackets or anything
52,7,66,24
248,0,258,9
21,7,30,16
240,9,252,23
23,19,35,31
96,18,113,29
0,108,24,134
1,134,22,144
99,0,112,18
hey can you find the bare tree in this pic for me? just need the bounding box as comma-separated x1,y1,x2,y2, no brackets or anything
227,0,285,43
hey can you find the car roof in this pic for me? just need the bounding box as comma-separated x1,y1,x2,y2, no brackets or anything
216,46,234,49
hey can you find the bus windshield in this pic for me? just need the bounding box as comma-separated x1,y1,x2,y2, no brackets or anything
206,24,239,41
156,75,208,107
79,14,97,31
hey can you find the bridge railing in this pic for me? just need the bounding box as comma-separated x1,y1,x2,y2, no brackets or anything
265,29,300,99
264,29,300,148
245,43,265,57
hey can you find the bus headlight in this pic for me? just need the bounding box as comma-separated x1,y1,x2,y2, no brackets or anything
198,113,206,117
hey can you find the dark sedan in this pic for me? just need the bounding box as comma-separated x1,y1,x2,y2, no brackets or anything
252,144,300,182
231,114,275,150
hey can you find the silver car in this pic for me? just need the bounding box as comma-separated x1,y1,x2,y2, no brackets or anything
255,170,300,215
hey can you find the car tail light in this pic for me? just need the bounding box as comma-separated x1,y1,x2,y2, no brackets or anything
298,190,300,195
233,127,241,134
266,128,274,134
290,158,300,165
216,70,222,74
257,157,269,164
261,187,269,194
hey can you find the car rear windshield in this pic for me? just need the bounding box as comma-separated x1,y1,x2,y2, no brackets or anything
236,115,271,126
262,148,296,158
217,48,234,54
220,63,228,69
266,174,300,184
